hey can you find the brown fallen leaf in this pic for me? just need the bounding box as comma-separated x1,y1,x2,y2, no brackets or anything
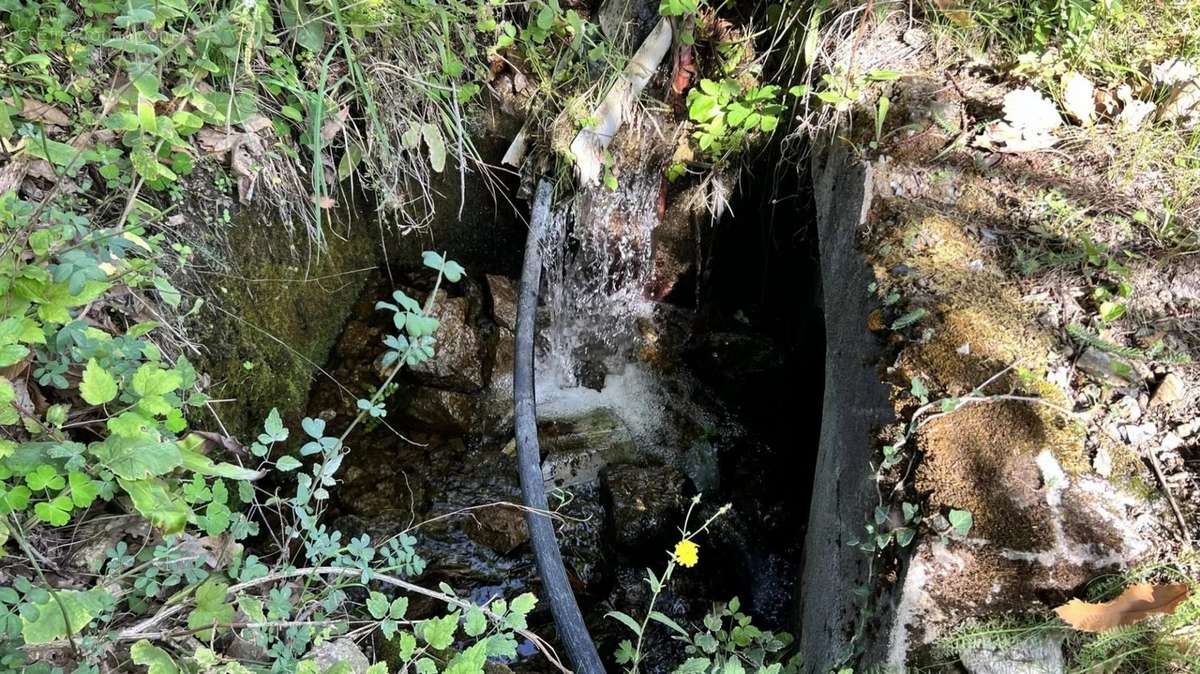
1055,583,1191,633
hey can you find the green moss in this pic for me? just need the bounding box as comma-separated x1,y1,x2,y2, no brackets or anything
187,207,378,441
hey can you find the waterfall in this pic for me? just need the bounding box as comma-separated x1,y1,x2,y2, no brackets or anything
539,171,662,388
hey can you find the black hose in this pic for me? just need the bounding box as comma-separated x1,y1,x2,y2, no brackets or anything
514,180,604,674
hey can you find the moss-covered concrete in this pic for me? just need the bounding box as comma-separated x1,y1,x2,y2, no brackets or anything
184,206,380,442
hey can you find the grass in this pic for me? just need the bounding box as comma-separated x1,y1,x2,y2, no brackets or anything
931,559,1200,672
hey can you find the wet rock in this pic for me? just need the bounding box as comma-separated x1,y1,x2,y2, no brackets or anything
487,275,518,331
604,463,685,548
682,439,720,494
959,633,1065,674
310,639,370,674
1075,347,1139,385
408,293,489,392
464,504,529,555
1151,372,1186,407
540,409,637,488
399,387,478,433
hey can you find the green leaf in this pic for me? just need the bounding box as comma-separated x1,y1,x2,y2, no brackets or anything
132,363,183,397
389,597,409,621
443,641,487,674
91,435,182,480
463,605,487,637
948,509,973,537
890,308,927,330
605,610,643,636
674,658,712,674
188,579,235,639
263,408,289,442
421,123,446,173
0,343,29,367
421,611,459,650
179,439,263,481
68,471,98,508
131,640,179,674
0,377,17,425
25,464,64,491
367,591,390,620
118,478,190,533
648,611,689,637
20,589,111,644
275,456,302,471
34,494,73,525
80,359,118,405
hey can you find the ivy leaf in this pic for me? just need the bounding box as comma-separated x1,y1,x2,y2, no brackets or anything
80,359,118,405
131,640,179,674
20,588,112,644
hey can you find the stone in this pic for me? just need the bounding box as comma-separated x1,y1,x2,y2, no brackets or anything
1151,372,1186,407
310,639,370,674
1092,445,1113,478
1112,395,1141,422
408,293,488,392
540,408,637,488
463,504,529,554
487,275,518,331
1121,422,1157,446
399,387,477,433
1076,347,1139,385
603,463,685,548
959,633,1065,674
1178,421,1197,438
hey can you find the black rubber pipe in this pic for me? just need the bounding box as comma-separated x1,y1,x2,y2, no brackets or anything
514,180,604,674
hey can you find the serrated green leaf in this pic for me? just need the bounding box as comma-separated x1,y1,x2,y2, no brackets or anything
131,640,179,674
80,359,118,405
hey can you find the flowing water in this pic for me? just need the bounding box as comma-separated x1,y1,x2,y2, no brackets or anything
317,166,816,670
539,177,662,388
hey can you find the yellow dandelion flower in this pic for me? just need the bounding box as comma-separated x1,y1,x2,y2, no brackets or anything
673,539,699,568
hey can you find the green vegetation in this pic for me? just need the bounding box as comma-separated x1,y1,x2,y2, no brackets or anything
933,560,1200,672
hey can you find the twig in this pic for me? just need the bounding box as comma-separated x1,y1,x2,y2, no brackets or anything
1142,447,1193,546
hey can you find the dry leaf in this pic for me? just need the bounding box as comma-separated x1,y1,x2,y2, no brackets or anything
974,88,1062,153
1055,583,1190,633
17,99,71,127
1061,72,1095,125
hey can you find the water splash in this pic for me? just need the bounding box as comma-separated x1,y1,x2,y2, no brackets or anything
539,173,661,387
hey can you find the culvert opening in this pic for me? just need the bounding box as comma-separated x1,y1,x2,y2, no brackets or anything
307,159,823,671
